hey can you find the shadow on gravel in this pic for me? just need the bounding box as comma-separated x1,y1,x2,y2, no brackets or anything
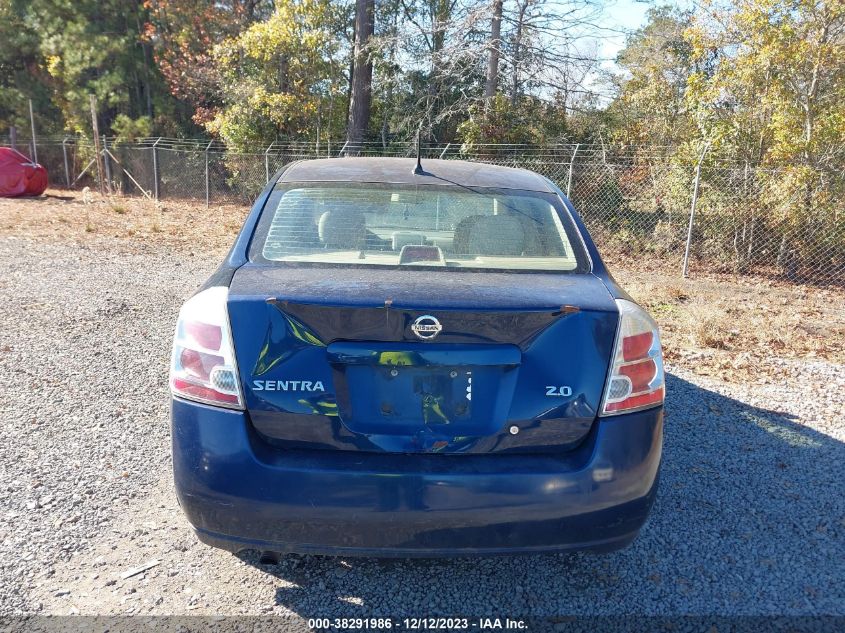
33,193,75,202
239,373,845,616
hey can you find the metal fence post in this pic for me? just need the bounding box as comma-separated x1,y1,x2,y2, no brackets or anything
205,140,213,209
102,135,112,194
152,137,161,201
264,142,274,183
566,143,580,197
28,99,38,163
682,142,710,278
62,137,71,187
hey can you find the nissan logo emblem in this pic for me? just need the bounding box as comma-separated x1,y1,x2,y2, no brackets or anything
411,315,442,340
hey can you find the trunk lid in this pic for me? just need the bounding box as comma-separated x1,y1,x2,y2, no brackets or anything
227,264,618,454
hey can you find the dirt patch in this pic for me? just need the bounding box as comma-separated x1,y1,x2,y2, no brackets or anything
0,188,247,258
618,271,845,382
3,189,842,384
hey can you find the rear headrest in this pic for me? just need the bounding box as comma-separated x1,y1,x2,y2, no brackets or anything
318,208,365,249
281,196,319,245
453,215,485,254
466,215,527,256
392,231,426,251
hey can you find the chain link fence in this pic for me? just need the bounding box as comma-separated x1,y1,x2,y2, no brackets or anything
3,136,843,286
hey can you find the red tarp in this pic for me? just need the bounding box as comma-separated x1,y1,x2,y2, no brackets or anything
0,147,48,197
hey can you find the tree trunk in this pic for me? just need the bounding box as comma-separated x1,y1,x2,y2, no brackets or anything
134,9,155,118
242,0,261,23
347,0,375,153
426,0,452,137
510,1,527,107
484,0,503,103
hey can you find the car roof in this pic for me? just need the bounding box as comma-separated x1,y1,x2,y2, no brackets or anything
278,157,555,193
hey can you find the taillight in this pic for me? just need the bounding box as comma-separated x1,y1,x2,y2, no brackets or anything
600,299,665,416
169,286,244,409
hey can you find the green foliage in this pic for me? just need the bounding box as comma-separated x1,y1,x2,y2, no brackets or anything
0,0,195,137
609,5,699,148
682,0,845,274
458,94,583,149
28,0,151,132
112,115,153,143
207,0,346,150
144,1,274,129
0,0,60,133
686,0,845,169
458,96,537,147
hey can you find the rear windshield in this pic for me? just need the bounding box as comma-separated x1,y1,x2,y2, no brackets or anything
250,183,588,272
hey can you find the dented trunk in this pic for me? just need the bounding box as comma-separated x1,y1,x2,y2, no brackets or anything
227,264,619,454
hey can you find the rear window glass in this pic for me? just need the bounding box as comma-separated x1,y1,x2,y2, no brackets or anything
251,184,588,272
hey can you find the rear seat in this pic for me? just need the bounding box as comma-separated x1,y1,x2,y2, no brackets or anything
456,214,543,256
318,209,366,249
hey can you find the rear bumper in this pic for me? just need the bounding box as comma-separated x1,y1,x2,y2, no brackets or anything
171,398,663,557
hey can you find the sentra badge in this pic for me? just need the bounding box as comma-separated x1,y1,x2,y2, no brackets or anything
253,380,325,392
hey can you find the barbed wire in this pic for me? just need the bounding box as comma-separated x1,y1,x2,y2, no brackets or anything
0,135,792,164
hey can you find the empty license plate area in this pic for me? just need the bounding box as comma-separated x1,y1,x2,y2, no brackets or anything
374,364,471,425
327,342,521,437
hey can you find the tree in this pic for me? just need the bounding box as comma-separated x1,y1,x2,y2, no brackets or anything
609,5,698,149
144,1,272,128
484,0,504,101
0,0,60,136
207,0,345,149
687,0,845,171
373,0,489,139
500,0,602,110
363,0,603,143
23,0,175,134
347,0,375,149
686,0,845,275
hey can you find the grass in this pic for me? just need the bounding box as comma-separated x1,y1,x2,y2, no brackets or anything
682,300,733,349
0,188,246,256
619,271,845,382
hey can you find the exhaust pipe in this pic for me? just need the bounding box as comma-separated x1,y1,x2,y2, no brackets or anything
259,551,280,565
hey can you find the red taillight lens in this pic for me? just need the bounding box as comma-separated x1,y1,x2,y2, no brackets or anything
171,378,240,405
600,299,665,416
185,321,222,351
170,287,243,409
604,386,664,413
619,357,657,392
622,331,653,361
179,348,224,380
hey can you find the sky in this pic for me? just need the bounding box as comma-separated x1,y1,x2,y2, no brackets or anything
559,0,655,104
576,0,694,102
597,0,653,65
596,0,697,65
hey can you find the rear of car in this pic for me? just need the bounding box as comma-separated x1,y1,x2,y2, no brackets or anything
169,158,664,556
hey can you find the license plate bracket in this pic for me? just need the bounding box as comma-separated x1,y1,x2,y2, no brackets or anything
327,342,520,437
376,366,472,425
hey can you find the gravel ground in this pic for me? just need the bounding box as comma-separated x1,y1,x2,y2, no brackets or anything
0,235,843,620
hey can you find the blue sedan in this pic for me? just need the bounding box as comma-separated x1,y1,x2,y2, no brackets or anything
169,157,664,557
